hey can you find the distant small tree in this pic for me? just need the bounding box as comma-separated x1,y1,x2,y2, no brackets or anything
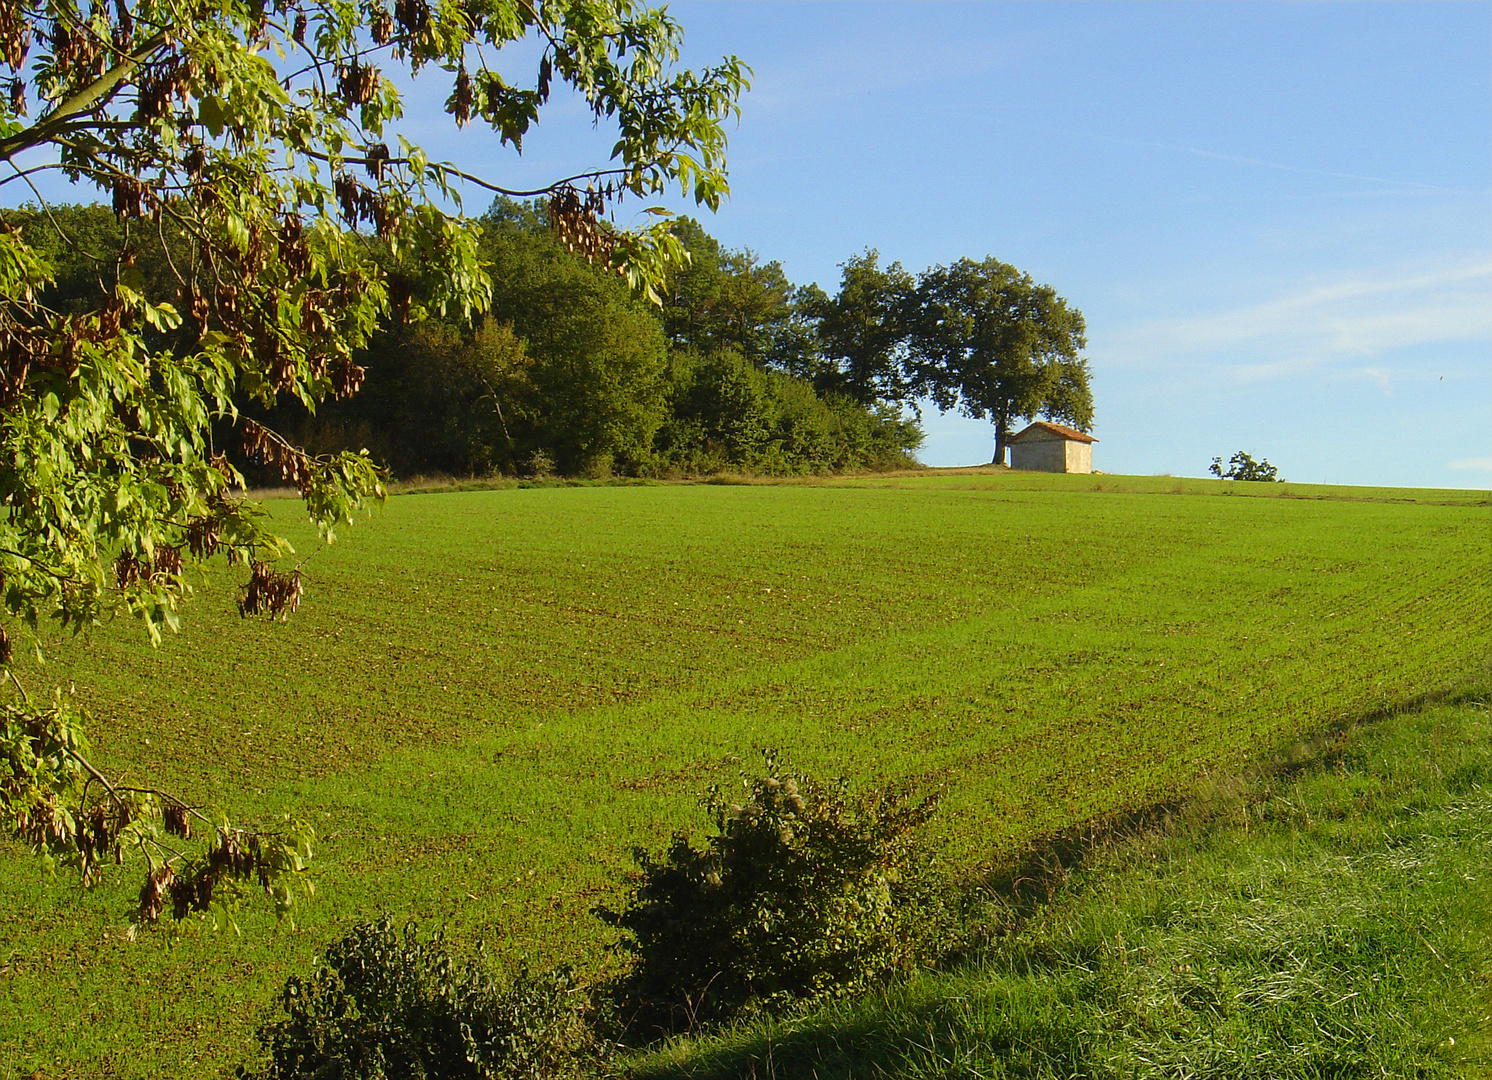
1209,451,1282,482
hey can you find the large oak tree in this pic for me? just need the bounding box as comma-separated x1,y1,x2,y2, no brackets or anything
910,256,1093,466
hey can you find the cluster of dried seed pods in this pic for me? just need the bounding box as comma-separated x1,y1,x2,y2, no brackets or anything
549,186,618,268
393,0,431,35
77,802,135,885
330,356,366,399
183,516,219,560
0,318,41,407
337,60,380,106
113,546,183,589
238,561,303,619
140,826,268,922
277,214,310,278
133,56,195,121
242,420,316,491
369,10,393,44
333,172,398,238
112,177,150,219
138,864,174,922
0,3,30,71
0,281,138,401
363,142,390,181
452,65,474,125
163,802,191,839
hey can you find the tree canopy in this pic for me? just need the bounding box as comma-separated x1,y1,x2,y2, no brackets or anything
238,200,923,481
909,257,1092,466
0,0,746,923
803,250,915,407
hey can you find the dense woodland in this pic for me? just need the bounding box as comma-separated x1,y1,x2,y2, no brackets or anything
6,202,925,480
7,201,1093,481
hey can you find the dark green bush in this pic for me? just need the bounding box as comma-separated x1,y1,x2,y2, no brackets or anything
244,918,588,1080
599,753,946,1036
653,349,922,476
1209,450,1282,482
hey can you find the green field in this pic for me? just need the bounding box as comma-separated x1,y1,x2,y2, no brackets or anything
1,471,1486,1077
633,690,1492,1079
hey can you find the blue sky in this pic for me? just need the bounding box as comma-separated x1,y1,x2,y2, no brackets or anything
463,1,1490,487
12,2,1489,486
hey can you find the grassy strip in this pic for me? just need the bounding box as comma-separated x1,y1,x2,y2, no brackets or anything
629,687,1492,1079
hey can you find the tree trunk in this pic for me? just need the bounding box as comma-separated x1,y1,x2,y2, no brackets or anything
991,417,1009,466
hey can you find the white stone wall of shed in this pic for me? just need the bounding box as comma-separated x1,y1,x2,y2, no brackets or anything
1011,439,1066,472
1010,438,1092,474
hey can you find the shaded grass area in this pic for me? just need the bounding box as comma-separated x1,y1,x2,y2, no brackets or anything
0,473,1485,1077
631,689,1492,1079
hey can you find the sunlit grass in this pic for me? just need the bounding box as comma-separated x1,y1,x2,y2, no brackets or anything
0,472,1485,1077
628,692,1492,1079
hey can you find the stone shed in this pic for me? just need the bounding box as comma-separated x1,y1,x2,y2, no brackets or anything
1008,421,1097,474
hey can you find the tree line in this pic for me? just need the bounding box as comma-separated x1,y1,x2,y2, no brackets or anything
7,201,1093,482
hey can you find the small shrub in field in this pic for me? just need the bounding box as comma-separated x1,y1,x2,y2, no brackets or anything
1209,451,1282,482
599,753,945,1036
244,918,587,1080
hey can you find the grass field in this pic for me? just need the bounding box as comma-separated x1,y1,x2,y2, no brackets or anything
633,690,1492,1079
0,471,1486,1077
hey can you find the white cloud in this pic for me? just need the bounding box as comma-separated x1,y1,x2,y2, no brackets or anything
1184,147,1460,194
1447,457,1492,472
1100,256,1492,382
1352,367,1393,392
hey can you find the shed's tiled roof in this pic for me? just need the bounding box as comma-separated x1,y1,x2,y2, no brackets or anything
1010,420,1097,444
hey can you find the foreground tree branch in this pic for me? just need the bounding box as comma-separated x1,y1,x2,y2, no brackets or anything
0,0,747,925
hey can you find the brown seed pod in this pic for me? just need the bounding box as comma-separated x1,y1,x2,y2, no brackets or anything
393,0,428,33
0,2,30,70
138,864,174,922
194,870,215,910
387,273,412,323
336,61,380,106
153,545,182,580
363,142,389,181
114,552,144,589
547,186,616,266
112,177,144,219
330,357,365,399
183,515,220,560
451,66,473,126
371,194,397,240
162,802,191,839
183,143,205,179
169,875,193,920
